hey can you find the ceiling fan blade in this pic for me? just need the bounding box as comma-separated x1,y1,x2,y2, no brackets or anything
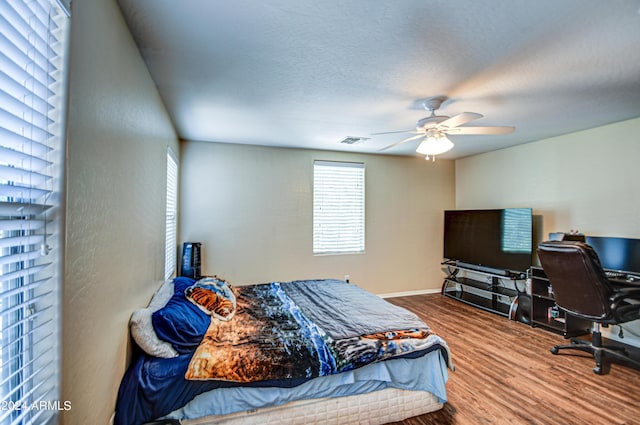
378,133,425,151
370,129,415,135
438,112,483,129
446,126,515,135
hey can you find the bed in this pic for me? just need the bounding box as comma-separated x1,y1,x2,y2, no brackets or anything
115,277,453,425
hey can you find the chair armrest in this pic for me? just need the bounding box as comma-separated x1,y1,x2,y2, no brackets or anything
610,286,640,306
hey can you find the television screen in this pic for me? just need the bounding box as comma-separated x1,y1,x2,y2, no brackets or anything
444,208,533,273
585,236,640,274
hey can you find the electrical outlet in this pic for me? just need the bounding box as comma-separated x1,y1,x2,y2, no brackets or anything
344,274,350,283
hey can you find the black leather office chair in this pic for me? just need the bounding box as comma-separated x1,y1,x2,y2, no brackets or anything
537,241,640,374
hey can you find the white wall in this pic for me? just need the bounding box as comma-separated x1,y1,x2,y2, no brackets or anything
455,117,640,345
64,0,179,423
180,141,455,295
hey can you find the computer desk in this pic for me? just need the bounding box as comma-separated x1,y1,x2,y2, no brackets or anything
607,272,640,287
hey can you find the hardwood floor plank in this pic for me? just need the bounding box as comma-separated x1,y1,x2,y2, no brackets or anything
387,294,640,425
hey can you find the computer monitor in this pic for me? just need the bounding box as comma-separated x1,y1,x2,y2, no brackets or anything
585,236,640,274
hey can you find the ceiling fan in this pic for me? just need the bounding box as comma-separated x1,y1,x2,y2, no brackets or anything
373,96,515,160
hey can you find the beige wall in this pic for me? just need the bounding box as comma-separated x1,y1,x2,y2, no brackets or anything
64,0,179,423
455,117,640,345
180,142,455,295
455,117,640,239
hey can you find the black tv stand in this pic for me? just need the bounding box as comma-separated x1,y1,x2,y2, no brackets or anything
453,261,526,280
441,262,525,318
529,266,592,337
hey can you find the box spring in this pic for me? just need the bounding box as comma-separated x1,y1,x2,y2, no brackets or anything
182,387,443,424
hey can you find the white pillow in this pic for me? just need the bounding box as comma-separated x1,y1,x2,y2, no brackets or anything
148,279,175,310
130,280,178,358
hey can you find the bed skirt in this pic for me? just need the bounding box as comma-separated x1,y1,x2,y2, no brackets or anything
181,388,443,425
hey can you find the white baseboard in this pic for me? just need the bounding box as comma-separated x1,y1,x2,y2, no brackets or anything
377,288,441,299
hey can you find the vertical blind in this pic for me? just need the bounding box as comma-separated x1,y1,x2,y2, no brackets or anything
0,0,69,424
165,149,178,280
313,161,365,254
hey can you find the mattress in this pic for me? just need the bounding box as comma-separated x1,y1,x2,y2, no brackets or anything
182,387,443,425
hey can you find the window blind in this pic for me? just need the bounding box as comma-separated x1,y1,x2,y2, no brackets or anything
502,208,532,253
165,149,178,280
313,161,365,255
0,1,69,424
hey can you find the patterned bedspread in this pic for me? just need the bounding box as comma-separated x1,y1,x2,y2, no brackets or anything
185,279,444,382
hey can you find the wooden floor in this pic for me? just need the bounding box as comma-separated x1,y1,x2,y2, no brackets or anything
386,294,640,425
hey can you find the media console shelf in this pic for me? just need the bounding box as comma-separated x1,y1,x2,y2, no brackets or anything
529,266,591,337
441,264,524,318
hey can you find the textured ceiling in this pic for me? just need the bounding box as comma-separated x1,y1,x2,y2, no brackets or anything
117,0,640,159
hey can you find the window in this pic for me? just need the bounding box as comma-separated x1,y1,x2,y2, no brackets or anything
313,161,365,254
165,149,178,279
0,1,69,424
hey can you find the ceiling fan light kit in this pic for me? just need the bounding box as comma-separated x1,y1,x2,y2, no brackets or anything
415,131,454,161
376,96,515,161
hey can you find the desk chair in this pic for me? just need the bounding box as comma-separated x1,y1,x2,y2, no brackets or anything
537,241,640,374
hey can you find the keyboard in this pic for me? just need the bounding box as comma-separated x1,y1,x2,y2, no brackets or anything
605,271,640,285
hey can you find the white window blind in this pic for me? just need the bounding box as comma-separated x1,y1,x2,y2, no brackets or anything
502,208,532,253
165,149,178,279
313,161,365,255
0,1,69,424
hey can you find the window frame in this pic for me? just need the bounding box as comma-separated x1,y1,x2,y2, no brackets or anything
164,148,178,280
312,160,365,255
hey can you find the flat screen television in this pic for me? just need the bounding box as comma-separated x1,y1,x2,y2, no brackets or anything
444,208,533,274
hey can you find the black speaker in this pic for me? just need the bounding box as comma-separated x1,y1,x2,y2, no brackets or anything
515,294,531,324
181,242,202,279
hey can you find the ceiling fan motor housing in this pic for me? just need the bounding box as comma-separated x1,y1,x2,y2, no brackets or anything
416,115,448,131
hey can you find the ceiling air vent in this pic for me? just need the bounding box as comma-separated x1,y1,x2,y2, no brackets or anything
339,136,369,145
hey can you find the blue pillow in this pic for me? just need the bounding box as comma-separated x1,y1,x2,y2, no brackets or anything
173,277,198,293
152,277,211,354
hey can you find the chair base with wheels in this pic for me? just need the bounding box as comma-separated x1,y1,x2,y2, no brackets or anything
550,324,640,374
